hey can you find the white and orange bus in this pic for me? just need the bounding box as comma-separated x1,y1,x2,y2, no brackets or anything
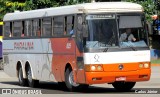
3,2,151,91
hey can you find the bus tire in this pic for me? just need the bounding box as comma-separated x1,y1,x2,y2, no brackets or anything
26,66,39,87
65,67,89,91
112,82,136,91
18,67,27,86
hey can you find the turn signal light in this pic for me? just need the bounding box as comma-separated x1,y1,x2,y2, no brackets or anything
144,63,149,68
85,64,103,72
139,63,150,69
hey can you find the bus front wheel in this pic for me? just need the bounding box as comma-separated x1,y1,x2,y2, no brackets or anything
112,82,136,91
65,67,89,91
26,66,39,87
18,67,27,86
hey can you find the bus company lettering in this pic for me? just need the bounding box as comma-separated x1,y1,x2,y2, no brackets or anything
14,42,34,50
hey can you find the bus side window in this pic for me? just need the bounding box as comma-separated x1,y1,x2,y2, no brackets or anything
24,20,32,37
76,15,83,52
42,18,52,36
66,16,74,36
52,18,54,36
33,19,40,37
64,16,67,35
13,21,21,37
21,21,24,37
4,22,12,37
53,16,64,36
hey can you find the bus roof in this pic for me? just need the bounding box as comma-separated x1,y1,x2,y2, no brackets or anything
3,2,143,21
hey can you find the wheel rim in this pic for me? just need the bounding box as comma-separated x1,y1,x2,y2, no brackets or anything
27,68,32,83
69,71,79,87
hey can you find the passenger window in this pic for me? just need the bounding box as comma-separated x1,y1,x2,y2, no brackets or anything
24,20,32,36
4,22,12,37
22,21,25,37
33,19,40,36
13,21,21,37
53,17,64,36
66,16,74,35
42,18,52,36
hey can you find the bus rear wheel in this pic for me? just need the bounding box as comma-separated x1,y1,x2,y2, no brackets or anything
112,81,136,91
18,67,27,86
65,67,89,91
26,66,39,87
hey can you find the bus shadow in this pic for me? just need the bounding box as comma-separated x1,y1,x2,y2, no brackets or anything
30,81,136,94
0,81,135,94
0,81,20,86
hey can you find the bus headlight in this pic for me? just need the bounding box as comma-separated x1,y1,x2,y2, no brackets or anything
97,65,102,71
85,65,104,72
91,66,96,71
144,63,149,68
139,64,143,68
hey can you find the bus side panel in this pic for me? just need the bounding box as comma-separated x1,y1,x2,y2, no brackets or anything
35,38,56,81
26,39,56,81
3,39,56,82
3,40,18,77
3,54,18,77
50,38,76,82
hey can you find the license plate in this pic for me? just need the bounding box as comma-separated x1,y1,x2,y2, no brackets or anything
116,77,126,81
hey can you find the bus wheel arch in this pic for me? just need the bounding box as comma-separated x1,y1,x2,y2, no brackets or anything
65,63,72,72
63,63,73,81
25,61,39,87
16,61,27,86
16,61,22,77
64,64,78,91
64,63,89,91
25,62,31,76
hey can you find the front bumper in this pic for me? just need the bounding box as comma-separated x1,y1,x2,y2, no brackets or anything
85,69,151,84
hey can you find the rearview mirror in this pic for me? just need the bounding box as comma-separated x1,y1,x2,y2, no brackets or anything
82,23,88,37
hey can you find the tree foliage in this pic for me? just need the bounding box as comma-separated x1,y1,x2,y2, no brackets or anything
0,0,25,21
0,0,88,21
123,0,156,22
0,0,157,22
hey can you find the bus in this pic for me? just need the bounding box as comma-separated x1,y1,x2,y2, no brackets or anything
3,2,151,91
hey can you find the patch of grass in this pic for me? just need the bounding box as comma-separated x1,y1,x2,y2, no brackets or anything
151,59,160,64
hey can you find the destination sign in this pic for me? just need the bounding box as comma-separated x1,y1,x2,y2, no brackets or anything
86,15,115,20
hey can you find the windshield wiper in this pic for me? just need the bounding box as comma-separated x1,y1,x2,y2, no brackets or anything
127,41,137,51
103,38,113,52
93,41,99,47
103,30,115,52
121,41,137,51
103,47,109,52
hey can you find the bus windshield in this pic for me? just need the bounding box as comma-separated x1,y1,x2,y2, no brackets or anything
118,15,148,48
85,14,148,50
86,14,118,48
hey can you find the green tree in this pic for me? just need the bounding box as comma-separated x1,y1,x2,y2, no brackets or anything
123,0,156,22
31,0,58,9
0,0,26,21
0,0,90,21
